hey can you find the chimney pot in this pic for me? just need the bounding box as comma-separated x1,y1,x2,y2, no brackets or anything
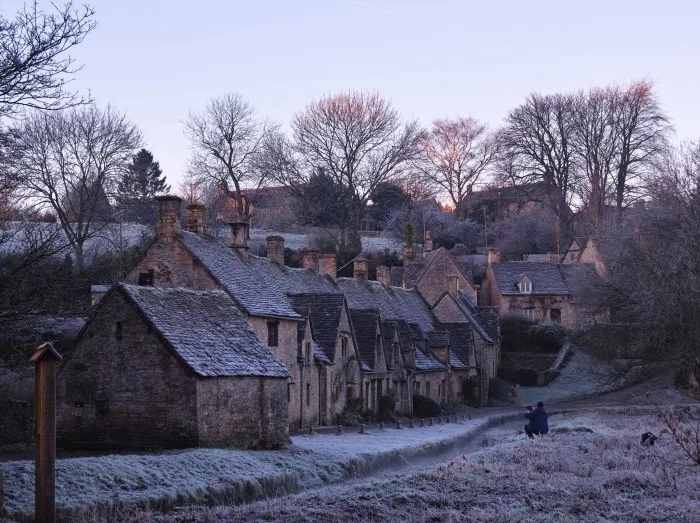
301,248,319,272
266,235,285,266
228,222,250,259
376,265,391,286
353,257,368,280
424,231,433,252
155,195,183,238
185,204,206,234
487,248,501,265
318,254,337,279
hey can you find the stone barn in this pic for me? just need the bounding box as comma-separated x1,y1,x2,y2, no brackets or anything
57,284,289,449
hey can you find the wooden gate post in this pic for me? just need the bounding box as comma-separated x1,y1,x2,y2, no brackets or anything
30,342,63,523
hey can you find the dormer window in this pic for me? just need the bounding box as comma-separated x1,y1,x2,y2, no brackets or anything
518,276,532,294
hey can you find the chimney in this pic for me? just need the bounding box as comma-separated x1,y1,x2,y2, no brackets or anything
376,265,391,286
319,254,337,279
414,243,424,258
228,222,250,259
266,235,285,266
155,195,183,238
424,231,433,252
446,275,459,293
185,204,206,234
301,248,319,272
353,257,368,280
487,248,501,265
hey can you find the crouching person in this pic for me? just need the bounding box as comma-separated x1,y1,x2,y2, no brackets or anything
524,401,549,438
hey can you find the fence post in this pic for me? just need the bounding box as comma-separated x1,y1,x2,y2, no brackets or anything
0,471,4,520
30,342,63,523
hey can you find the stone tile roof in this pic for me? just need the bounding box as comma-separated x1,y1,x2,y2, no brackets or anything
491,262,569,296
558,263,600,304
414,347,446,372
443,323,474,370
349,309,380,372
178,231,302,319
428,330,450,348
289,293,345,363
336,278,435,334
473,309,499,341
119,284,288,378
451,291,495,344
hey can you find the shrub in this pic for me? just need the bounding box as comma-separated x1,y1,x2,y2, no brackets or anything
412,395,441,418
488,378,518,404
500,315,536,352
526,323,566,353
377,395,396,422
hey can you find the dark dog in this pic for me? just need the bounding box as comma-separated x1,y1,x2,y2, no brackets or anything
641,432,657,447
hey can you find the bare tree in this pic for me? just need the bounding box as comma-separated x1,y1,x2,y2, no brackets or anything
498,93,577,251
571,87,618,231
184,92,275,221
0,1,95,118
266,91,421,250
16,105,142,272
610,81,671,221
416,117,497,218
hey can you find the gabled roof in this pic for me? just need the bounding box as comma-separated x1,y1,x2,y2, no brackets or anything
443,323,474,370
447,291,496,344
491,262,569,296
289,293,345,363
178,231,302,319
428,330,450,348
349,309,381,372
558,263,601,304
336,278,435,334
390,248,474,291
118,284,288,378
414,347,446,372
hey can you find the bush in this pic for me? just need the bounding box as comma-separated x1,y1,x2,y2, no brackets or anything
412,395,441,418
377,395,396,422
488,378,518,404
500,315,536,352
526,323,566,353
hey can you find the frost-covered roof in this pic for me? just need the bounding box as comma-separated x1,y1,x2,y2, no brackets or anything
414,347,446,372
449,291,495,344
491,262,570,296
289,293,345,363
119,284,288,378
336,278,435,334
349,309,380,372
443,323,474,369
428,330,450,348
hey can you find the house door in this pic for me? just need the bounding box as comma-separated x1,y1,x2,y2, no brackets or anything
319,367,327,425
550,308,562,323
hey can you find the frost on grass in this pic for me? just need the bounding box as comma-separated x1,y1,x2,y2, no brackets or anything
0,417,488,518
135,407,700,523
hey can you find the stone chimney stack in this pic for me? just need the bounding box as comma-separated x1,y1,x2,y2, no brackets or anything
446,275,460,293
424,231,433,252
319,254,337,279
155,195,183,238
353,257,368,280
266,235,285,266
487,248,501,265
376,265,391,286
301,248,319,272
228,222,250,259
185,204,206,234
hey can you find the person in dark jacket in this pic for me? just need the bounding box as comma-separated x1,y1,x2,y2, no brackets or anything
524,401,549,438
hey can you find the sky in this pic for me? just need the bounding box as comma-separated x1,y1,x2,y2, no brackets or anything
5,0,699,190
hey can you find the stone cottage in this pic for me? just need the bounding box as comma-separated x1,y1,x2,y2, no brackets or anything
57,284,289,449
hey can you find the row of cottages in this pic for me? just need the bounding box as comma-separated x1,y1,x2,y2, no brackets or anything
479,238,606,327
57,196,500,449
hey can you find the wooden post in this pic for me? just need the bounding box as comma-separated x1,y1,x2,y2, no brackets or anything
30,342,62,523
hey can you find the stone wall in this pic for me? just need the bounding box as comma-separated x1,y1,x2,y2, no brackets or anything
196,376,288,448
125,236,220,291
412,371,450,403
327,310,362,421
57,292,199,449
432,295,468,323
416,250,477,307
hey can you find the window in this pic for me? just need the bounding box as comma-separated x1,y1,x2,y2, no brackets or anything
425,382,431,398
287,383,292,402
304,341,312,364
138,269,154,286
95,396,109,413
518,281,532,293
550,308,562,323
414,381,420,395
267,321,279,347
523,308,535,321
73,402,84,418
306,383,311,406
341,336,348,358
115,322,123,341
571,252,579,262
438,385,442,397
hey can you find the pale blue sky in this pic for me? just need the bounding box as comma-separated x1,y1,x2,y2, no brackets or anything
6,0,700,188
